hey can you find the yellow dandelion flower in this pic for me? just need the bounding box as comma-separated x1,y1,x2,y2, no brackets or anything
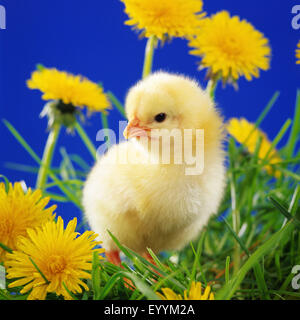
296,41,300,64
184,281,214,300
0,182,55,262
157,288,183,300
27,67,111,113
5,217,104,300
157,282,214,300
188,11,271,83
227,118,281,176
121,0,205,40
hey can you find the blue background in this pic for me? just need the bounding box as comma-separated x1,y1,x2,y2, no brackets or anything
0,0,299,224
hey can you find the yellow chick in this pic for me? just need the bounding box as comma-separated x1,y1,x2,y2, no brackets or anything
82,72,226,265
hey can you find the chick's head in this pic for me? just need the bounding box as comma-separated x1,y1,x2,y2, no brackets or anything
124,72,224,153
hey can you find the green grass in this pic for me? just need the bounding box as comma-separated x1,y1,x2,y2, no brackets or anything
0,90,299,300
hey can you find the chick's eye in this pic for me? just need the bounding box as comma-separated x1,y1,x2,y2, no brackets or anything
154,113,167,123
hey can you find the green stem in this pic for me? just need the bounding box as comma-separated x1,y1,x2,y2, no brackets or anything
225,256,231,284
206,79,218,100
75,122,97,160
107,91,126,119
36,123,61,190
233,219,241,276
3,119,82,209
142,35,157,79
285,90,300,157
230,176,241,276
216,221,294,300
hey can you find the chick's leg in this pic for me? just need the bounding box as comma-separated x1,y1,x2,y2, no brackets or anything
106,250,135,290
142,252,163,277
106,250,121,266
143,252,156,266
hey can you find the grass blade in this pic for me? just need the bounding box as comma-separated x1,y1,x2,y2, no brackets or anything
255,92,280,128
62,282,78,300
97,271,124,300
190,230,206,286
268,196,294,221
92,251,102,300
75,122,97,160
3,119,82,209
216,221,294,300
0,242,13,254
263,119,292,162
223,218,250,256
28,257,49,285
243,92,280,146
225,256,230,284
285,90,300,157
0,174,10,192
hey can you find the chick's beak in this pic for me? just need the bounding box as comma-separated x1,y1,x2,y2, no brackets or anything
123,118,150,139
